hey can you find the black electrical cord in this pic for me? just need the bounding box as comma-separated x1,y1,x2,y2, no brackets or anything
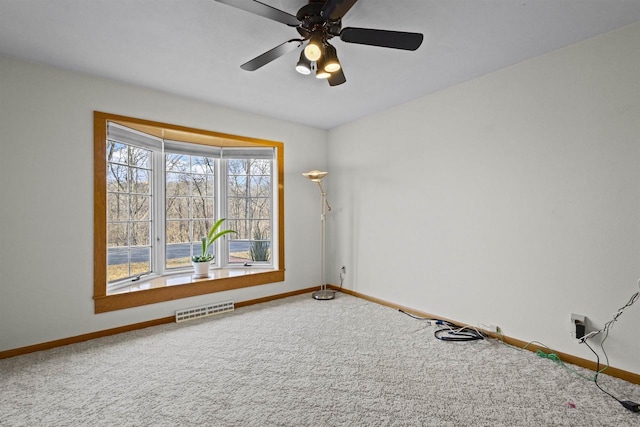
434,327,485,342
398,309,486,342
580,280,640,413
584,339,640,413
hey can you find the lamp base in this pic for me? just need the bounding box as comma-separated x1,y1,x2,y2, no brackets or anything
312,289,335,300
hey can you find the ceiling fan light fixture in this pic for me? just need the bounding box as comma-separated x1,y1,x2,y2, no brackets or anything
323,44,341,73
218,0,424,88
315,55,330,79
316,68,331,79
304,33,323,61
295,51,312,75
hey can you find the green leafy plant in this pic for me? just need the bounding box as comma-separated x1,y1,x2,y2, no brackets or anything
250,226,271,262
191,218,236,263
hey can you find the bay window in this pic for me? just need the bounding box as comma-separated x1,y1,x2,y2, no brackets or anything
94,112,284,313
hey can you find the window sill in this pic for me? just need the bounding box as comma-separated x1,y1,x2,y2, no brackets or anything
94,268,284,313
109,267,274,294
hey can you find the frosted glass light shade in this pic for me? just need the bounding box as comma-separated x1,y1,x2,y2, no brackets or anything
296,51,312,75
323,44,341,72
316,56,330,79
302,170,328,182
304,33,323,61
304,43,322,61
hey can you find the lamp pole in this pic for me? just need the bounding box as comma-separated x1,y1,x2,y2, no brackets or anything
303,170,335,300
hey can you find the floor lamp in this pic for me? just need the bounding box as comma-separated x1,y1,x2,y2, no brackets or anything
303,170,335,300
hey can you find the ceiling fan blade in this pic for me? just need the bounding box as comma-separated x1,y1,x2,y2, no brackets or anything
340,27,423,51
215,0,299,26
327,68,346,86
321,0,358,20
240,39,304,71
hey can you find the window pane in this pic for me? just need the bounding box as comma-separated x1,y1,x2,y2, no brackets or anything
106,140,153,285
228,219,271,241
193,219,214,242
166,220,190,244
107,248,130,282
191,156,215,174
249,159,271,175
166,173,191,196
250,175,271,197
250,240,271,262
227,199,270,224
130,247,151,277
107,194,128,221
166,153,189,172
226,220,240,237
129,146,151,168
130,221,150,246
191,174,214,197
248,197,271,218
229,240,250,263
193,197,214,220
165,152,217,269
108,223,128,247
130,195,150,221
226,155,272,266
107,141,128,165
225,219,248,239
130,168,150,194
166,196,190,219
166,243,191,269
227,198,247,220
107,164,128,192
253,220,271,239
228,159,248,175
228,174,247,197
243,220,270,254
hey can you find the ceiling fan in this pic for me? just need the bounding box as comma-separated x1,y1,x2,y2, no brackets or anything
215,0,424,86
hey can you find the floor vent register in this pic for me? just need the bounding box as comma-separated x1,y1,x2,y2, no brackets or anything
175,300,235,323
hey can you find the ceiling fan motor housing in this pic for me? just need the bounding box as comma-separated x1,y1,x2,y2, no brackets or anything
296,1,341,40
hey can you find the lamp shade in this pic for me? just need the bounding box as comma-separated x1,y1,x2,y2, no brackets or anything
315,55,330,79
304,33,323,61
295,51,312,75
323,44,341,73
302,170,328,182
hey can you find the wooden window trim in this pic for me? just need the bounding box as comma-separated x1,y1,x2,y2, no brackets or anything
94,111,285,313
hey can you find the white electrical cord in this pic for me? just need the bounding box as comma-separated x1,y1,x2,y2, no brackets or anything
338,266,345,289
579,278,640,342
579,278,640,413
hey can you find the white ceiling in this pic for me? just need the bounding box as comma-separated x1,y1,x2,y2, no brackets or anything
1,0,639,129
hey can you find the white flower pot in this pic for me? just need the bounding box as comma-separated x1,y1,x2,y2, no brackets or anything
192,261,211,278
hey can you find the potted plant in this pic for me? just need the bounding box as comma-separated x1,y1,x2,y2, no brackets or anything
192,218,236,278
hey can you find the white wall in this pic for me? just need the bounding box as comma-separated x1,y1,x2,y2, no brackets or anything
327,23,640,375
2,22,639,375
0,56,328,351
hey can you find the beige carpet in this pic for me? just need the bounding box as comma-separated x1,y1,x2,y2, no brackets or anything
1,293,638,426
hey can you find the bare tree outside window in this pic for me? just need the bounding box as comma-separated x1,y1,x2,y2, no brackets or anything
165,154,216,269
106,141,152,282
227,159,272,263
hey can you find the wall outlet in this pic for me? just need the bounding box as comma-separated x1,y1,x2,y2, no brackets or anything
485,324,501,334
571,313,586,339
